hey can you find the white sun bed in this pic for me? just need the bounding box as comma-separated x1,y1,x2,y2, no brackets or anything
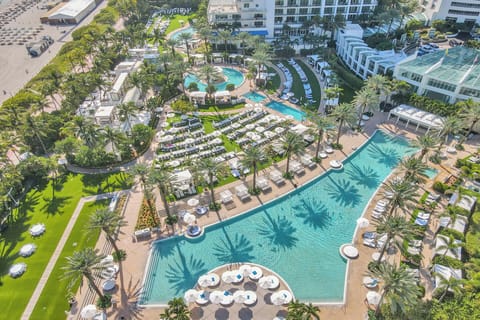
449,215,468,234
269,169,285,185
289,160,305,175
220,190,234,204
300,155,316,169
434,235,462,259
235,184,251,201
256,176,272,192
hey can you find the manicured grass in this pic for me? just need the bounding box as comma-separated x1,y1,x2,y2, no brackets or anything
0,173,132,320
296,59,321,104
281,60,305,99
198,103,245,113
333,61,363,103
165,14,194,35
266,66,281,92
30,200,108,320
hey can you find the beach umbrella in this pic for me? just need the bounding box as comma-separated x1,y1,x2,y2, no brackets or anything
80,304,97,319
183,213,196,225
239,264,252,276
222,271,235,284
356,217,370,229
9,263,26,278
197,275,211,287
259,275,280,289
209,291,224,304
249,266,263,280
19,243,36,257
271,290,292,305
220,291,233,305
366,291,381,306
245,123,255,130
187,198,199,207
184,138,195,144
184,289,199,303
233,290,246,303
275,127,285,134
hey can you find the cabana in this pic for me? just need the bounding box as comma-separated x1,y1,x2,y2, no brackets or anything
212,52,224,64
388,104,444,133
94,106,116,125
188,91,207,105
191,54,205,65
171,170,196,198
214,91,231,104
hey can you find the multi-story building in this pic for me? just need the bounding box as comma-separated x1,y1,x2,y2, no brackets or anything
336,24,407,79
393,46,480,103
428,0,480,25
207,0,377,39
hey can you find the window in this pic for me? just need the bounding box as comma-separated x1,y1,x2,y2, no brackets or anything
325,0,335,5
287,8,296,15
232,14,240,20
275,17,283,23
324,7,333,14
451,2,480,9
288,0,297,5
337,7,345,13
301,0,309,5
298,16,307,22
459,87,480,97
254,14,264,19
427,78,457,92
311,7,320,14
349,6,358,13
254,21,264,27
312,0,321,5
275,0,285,5
275,9,284,15
244,3,249,9
399,71,423,83
447,9,479,16
300,8,308,14
286,16,295,22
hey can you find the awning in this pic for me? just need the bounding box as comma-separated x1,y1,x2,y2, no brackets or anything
247,30,268,36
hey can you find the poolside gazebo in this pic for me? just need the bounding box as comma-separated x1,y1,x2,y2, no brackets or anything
212,52,224,64
171,169,196,199
188,91,207,105
214,91,231,104
388,104,444,133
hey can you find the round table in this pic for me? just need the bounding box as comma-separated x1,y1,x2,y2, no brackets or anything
102,279,116,291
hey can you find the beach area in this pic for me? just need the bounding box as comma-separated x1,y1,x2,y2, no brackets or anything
0,0,108,105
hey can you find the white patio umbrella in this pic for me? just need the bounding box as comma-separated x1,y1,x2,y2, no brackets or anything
275,127,285,134
356,217,370,229
255,126,265,133
212,130,221,137
245,123,255,130
271,290,292,305
233,290,246,303
19,243,36,257
259,275,280,289
239,264,252,276
187,198,199,207
222,271,235,284
245,103,253,108
197,275,211,287
209,290,224,304
184,138,195,144
183,213,196,225
80,304,98,319
366,291,381,306
184,289,199,303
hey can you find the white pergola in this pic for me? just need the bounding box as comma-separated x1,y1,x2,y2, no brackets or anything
388,104,444,133
214,91,231,104
188,91,207,105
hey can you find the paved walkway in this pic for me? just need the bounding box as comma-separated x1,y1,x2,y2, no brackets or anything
21,191,124,320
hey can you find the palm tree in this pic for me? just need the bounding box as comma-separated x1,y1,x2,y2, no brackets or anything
171,60,189,95
435,271,464,302
383,180,418,217
307,112,333,160
437,235,463,259
218,29,232,58
23,114,49,154
241,146,266,193
235,31,251,56
375,214,419,262
160,297,190,320
329,103,356,144
198,65,221,98
368,262,421,316
353,87,380,127
117,102,137,132
149,28,165,46
412,134,439,162
280,132,305,176
197,26,212,62
148,168,173,219
438,115,462,149
130,164,157,222
457,98,480,141
251,49,271,79
101,126,125,155
287,300,320,319
197,158,228,209
87,209,127,256
164,38,178,57
177,32,193,61
366,74,391,104
398,155,428,184
61,248,107,300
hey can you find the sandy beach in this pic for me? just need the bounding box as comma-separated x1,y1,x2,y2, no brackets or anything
0,0,108,105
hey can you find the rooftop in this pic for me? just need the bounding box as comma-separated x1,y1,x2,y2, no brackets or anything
208,0,238,14
49,0,95,18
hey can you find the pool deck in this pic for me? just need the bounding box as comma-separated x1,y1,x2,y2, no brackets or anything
68,109,479,320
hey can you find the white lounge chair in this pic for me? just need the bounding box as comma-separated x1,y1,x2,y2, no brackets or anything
235,184,251,201
289,161,305,175
301,155,316,169
256,176,272,192
269,169,285,185
220,190,234,204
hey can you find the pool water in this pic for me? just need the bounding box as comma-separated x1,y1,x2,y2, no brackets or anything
184,67,245,92
140,131,416,305
243,91,266,102
170,25,195,41
425,168,438,179
266,101,306,121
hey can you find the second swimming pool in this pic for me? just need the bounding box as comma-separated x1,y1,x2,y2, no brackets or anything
266,101,306,121
140,130,415,305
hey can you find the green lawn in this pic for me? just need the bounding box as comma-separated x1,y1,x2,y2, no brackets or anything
266,66,281,93
30,200,108,319
165,14,194,35
0,172,132,320
296,59,322,104
198,103,245,113
281,60,305,99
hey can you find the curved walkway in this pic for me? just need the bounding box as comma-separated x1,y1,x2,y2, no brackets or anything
21,191,127,320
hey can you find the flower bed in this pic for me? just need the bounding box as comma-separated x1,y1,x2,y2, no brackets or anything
135,197,160,230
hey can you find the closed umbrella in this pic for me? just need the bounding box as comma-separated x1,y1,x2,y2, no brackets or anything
80,305,98,319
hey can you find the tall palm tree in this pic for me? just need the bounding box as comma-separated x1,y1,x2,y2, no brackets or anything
383,180,418,217
412,134,439,162
117,102,137,132
218,29,232,58
329,103,356,144
87,208,127,256
164,38,178,57
197,26,212,62
435,271,464,302
353,87,380,127
437,235,463,259
307,112,333,160
160,297,190,320
438,115,462,150
375,214,419,262
368,262,421,317
251,49,271,79
149,28,165,46
241,146,266,193
235,31,251,56
197,157,228,209
61,248,107,300
130,164,157,222
366,74,391,99
148,167,173,219
23,114,49,154
457,99,480,140
198,65,221,98
280,132,305,176
398,155,428,184
287,300,320,319
177,32,193,61
101,126,125,155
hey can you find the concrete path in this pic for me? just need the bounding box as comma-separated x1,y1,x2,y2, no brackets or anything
20,192,123,320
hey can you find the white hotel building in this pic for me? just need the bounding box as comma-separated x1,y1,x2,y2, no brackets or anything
430,0,480,25
207,0,378,39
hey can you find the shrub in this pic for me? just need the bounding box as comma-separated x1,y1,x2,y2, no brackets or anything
187,82,199,91
226,83,235,91
331,143,343,150
433,255,463,269
96,295,112,309
112,249,127,262
433,181,448,194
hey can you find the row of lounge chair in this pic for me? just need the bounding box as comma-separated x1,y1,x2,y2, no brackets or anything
276,62,293,94
287,59,314,103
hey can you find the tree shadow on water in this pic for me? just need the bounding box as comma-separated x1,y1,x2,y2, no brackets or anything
367,144,401,167
325,178,361,208
164,245,208,295
212,231,254,264
257,215,298,251
346,164,381,189
292,197,332,230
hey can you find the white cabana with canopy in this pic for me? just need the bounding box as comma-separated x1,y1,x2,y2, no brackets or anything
388,104,444,133
214,91,231,104
188,91,207,105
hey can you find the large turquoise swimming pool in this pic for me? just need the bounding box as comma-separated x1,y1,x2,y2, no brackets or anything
170,26,195,41
184,67,245,92
266,101,306,121
140,131,415,304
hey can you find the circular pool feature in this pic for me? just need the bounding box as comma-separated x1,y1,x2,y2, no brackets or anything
184,67,245,92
